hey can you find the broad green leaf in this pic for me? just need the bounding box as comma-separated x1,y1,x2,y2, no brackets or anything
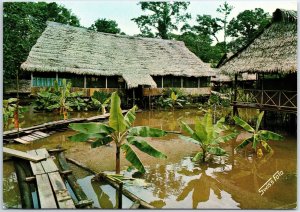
124,105,138,128
252,134,259,149
256,111,264,132
194,118,207,143
69,123,114,134
179,120,194,136
68,133,105,142
128,126,167,137
91,137,113,148
171,92,177,101
127,137,167,159
235,137,253,150
203,112,213,142
214,132,239,144
109,92,127,133
121,143,145,173
192,152,203,162
233,116,255,133
208,147,226,156
261,140,272,152
259,130,284,141
179,135,201,145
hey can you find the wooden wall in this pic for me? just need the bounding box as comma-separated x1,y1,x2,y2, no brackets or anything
142,87,211,96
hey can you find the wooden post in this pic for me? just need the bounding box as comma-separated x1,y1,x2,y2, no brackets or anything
181,77,183,88
133,89,135,105
31,73,33,87
84,75,86,88
161,76,163,88
233,74,238,116
198,78,200,88
118,182,123,209
105,76,108,89
261,73,264,105
56,72,58,81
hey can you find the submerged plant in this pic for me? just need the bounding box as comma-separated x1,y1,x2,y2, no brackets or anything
234,111,284,156
3,98,25,129
179,110,238,162
69,92,167,174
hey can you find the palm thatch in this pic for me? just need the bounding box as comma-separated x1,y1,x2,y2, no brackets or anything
21,21,215,88
212,69,256,82
220,8,297,74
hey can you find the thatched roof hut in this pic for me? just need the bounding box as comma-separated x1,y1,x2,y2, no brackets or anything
220,9,297,74
21,21,215,89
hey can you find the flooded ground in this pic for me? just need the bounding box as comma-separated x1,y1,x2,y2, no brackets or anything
3,108,297,209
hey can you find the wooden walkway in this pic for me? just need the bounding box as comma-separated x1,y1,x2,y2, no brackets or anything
3,110,129,143
27,148,75,209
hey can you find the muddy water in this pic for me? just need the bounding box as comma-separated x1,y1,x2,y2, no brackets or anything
3,109,297,209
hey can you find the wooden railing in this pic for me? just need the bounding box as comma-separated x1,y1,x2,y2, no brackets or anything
234,89,297,111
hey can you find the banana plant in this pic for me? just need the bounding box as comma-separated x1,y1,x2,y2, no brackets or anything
47,79,73,120
233,111,283,155
179,110,239,162
69,92,167,174
3,98,25,129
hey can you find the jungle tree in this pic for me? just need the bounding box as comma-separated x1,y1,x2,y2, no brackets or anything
89,18,121,34
69,92,167,174
132,2,191,39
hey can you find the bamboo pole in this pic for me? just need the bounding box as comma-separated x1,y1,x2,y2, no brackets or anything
57,152,93,208
65,157,154,209
14,160,34,208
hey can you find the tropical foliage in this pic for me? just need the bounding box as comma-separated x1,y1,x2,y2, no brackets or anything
155,89,190,110
179,110,238,162
89,18,122,34
3,98,25,129
33,80,87,119
234,111,284,156
89,91,111,114
69,92,168,174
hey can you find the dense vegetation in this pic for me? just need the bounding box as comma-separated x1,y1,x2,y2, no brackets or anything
3,1,271,83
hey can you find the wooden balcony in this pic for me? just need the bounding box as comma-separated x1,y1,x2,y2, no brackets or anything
233,89,297,113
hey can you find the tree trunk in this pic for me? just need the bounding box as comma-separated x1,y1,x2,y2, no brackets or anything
116,146,121,174
202,150,206,163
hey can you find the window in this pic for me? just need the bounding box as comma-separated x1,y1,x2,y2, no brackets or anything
183,77,198,88
200,77,210,87
32,72,56,87
152,76,162,88
86,76,105,88
58,73,84,88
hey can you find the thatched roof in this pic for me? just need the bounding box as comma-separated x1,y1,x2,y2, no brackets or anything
21,22,215,88
220,9,297,74
211,69,256,82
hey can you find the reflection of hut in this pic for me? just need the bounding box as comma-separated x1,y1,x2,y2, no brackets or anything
21,21,215,101
219,9,297,114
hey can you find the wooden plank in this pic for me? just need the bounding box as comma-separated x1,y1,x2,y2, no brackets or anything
14,138,30,144
3,147,45,162
27,150,45,175
36,148,58,173
27,135,40,140
48,172,75,208
36,174,57,208
34,131,49,137
20,136,35,142
31,133,45,138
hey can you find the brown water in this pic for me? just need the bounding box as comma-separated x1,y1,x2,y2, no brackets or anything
3,108,297,209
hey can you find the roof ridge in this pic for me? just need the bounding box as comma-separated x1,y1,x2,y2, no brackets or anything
46,21,185,44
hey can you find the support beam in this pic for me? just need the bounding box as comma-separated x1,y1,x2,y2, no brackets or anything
105,76,108,89
56,73,58,82
198,78,200,88
233,74,238,116
161,76,163,88
84,75,86,88
31,73,33,87
181,77,183,88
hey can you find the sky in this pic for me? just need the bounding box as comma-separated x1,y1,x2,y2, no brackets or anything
56,0,297,39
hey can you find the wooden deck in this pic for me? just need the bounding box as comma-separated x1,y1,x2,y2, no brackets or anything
27,148,75,209
234,89,297,114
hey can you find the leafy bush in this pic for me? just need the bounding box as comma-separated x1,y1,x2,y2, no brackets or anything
89,91,111,114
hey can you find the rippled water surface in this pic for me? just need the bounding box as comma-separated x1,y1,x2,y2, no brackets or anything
3,108,297,209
